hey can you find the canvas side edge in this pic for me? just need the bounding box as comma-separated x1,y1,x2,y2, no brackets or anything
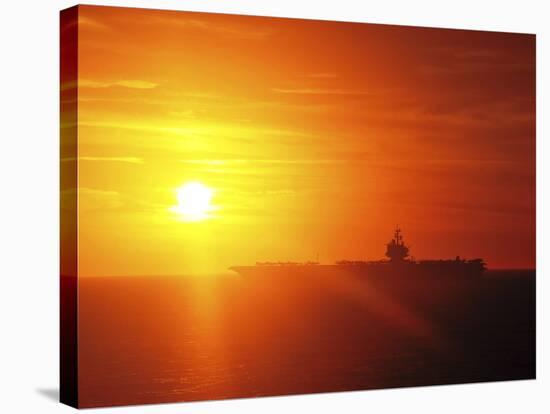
60,5,79,409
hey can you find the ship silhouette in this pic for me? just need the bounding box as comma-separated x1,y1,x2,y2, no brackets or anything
230,227,486,279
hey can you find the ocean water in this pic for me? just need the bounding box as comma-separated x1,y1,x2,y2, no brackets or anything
78,270,535,407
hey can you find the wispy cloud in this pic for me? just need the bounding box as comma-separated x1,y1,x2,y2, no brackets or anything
79,16,110,31
79,79,158,89
77,120,316,143
70,91,217,106
61,188,123,212
61,79,158,91
419,45,535,76
306,73,338,79
272,88,371,96
179,159,348,166
62,15,109,32
61,156,144,164
138,15,273,40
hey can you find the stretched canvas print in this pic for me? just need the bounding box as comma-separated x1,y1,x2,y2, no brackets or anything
60,5,536,408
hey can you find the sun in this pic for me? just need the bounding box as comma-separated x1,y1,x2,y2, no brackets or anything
171,182,215,222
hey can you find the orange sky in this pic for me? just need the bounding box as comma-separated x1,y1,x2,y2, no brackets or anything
63,5,535,275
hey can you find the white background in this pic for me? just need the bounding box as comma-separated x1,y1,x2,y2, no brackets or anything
0,0,547,412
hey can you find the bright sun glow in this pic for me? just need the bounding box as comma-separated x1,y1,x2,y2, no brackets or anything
171,182,215,222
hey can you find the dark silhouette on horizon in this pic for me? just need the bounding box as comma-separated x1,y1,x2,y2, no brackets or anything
231,227,487,278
